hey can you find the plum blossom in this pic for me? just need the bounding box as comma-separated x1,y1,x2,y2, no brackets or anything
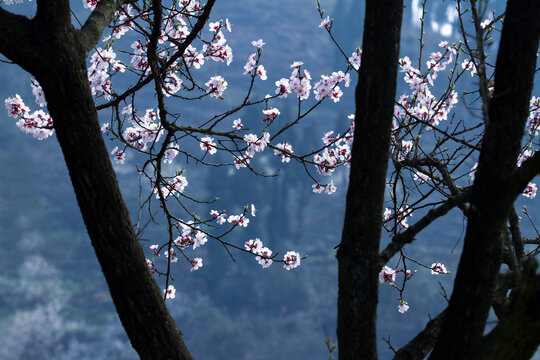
232,118,243,130
245,238,263,253
149,244,159,255
190,258,203,271
111,146,126,164
517,149,533,167
274,142,293,163
83,0,100,10
250,204,257,217
325,180,337,195
164,285,176,299
227,214,249,227
210,210,228,225
283,251,301,270
244,132,270,155
262,108,280,124
379,266,397,284
30,80,47,107
251,39,265,49
398,300,409,314
289,61,311,100
461,59,477,76
146,259,156,274
234,153,252,170
430,263,448,275
155,173,188,198
164,249,178,263
319,16,331,29
527,97,540,136
256,247,273,268
199,136,217,154
205,75,227,98
163,143,180,163
256,65,267,80
522,183,537,199
312,183,324,194
163,72,183,96
275,78,292,98
349,49,362,70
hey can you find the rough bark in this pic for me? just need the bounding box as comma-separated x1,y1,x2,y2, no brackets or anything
0,4,194,360
393,310,447,360
336,1,403,359
471,257,540,360
428,0,540,358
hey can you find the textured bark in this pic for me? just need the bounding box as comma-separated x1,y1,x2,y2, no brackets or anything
471,258,540,360
336,1,403,359
0,4,194,360
393,310,447,360
429,1,540,359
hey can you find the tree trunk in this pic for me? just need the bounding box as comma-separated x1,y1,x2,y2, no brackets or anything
0,7,193,360
428,0,540,358
336,1,403,359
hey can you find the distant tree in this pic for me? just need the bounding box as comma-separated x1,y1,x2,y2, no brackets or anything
0,0,539,359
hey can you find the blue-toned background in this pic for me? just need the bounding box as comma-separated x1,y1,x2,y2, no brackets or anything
0,1,538,359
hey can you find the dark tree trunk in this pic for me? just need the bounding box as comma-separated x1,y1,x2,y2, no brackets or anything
429,0,540,359
336,1,403,359
0,5,193,360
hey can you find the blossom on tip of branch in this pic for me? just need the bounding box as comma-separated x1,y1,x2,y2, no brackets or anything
283,251,301,270
398,300,409,313
430,263,448,275
252,39,265,49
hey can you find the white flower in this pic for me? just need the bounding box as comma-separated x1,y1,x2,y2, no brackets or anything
164,285,176,299
430,263,448,275
283,251,300,270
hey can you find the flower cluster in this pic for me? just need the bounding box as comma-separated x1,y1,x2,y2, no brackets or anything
154,173,188,198
5,94,54,140
313,71,350,103
383,206,413,230
121,108,164,151
274,142,294,163
205,75,228,98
